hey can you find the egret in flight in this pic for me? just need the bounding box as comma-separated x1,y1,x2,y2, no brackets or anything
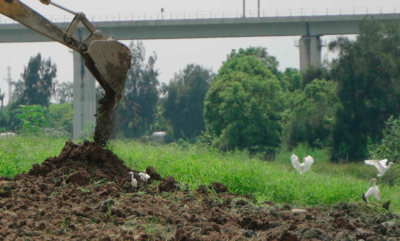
291,154,314,175
364,159,394,177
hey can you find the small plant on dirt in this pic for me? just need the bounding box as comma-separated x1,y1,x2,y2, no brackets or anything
78,187,91,193
176,182,191,193
121,220,139,231
61,217,71,227
49,191,57,199
142,223,175,241
146,216,160,224
93,178,109,186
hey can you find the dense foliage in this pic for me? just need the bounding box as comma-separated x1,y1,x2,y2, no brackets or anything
16,105,48,134
117,41,159,138
369,116,400,163
15,54,57,107
330,20,400,161
204,54,283,152
284,79,338,149
162,64,212,140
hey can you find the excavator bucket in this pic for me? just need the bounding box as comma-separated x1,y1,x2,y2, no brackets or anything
83,39,132,99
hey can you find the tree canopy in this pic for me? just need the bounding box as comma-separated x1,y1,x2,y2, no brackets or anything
330,20,400,161
17,54,57,107
204,54,283,152
163,64,212,140
117,41,159,138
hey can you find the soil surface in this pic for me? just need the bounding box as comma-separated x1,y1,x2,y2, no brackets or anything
0,141,399,240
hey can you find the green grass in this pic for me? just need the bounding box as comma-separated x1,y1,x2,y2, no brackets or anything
111,141,400,211
0,136,399,212
0,135,66,177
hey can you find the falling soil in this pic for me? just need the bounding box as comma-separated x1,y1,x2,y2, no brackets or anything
93,91,116,146
1,141,400,240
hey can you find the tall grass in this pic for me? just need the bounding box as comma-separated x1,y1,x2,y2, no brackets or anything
0,136,399,212
111,140,400,211
0,136,65,177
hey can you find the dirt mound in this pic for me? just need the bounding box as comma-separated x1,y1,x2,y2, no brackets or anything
1,141,400,240
26,140,133,190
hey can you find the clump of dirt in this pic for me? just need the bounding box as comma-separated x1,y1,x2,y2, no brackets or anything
210,182,227,193
1,140,400,240
159,176,178,193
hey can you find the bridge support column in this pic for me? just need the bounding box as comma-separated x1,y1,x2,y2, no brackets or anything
72,51,96,140
299,36,321,71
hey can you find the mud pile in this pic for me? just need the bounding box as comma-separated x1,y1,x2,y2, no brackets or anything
0,141,399,240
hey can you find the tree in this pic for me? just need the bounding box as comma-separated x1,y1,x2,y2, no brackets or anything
284,79,338,149
163,64,212,140
330,20,400,161
204,55,283,152
228,46,281,78
301,65,332,88
48,103,73,135
17,54,57,107
0,108,8,132
117,41,159,138
54,82,73,104
9,80,24,104
280,68,302,92
0,88,4,110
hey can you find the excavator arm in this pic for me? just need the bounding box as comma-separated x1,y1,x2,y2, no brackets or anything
0,0,132,145
0,0,79,51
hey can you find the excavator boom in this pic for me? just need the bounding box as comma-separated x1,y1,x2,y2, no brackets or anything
0,0,132,145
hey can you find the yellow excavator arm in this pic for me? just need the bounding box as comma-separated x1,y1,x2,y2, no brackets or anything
0,0,132,145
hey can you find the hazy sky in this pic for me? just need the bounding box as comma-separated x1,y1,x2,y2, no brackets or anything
0,0,399,104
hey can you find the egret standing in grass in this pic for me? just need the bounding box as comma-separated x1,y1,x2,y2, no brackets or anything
290,154,314,175
362,178,380,202
364,159,394,177
129,172,138,189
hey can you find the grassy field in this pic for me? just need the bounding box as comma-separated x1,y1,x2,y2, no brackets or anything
1,136,399,212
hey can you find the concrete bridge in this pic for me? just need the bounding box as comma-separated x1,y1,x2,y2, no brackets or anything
1,10,400,139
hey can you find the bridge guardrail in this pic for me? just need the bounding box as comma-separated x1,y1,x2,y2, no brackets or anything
1,6,400,24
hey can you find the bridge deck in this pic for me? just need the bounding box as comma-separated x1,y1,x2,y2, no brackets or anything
0,13,400,43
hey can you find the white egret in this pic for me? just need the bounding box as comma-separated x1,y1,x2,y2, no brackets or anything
291,154,314,175
138,172,150,183
362,178,380,202
129,172,137,189
364,159,394,177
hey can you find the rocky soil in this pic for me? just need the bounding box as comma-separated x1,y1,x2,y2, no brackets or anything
0,140,399,240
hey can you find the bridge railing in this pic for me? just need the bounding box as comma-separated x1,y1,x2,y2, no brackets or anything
1,6,400,24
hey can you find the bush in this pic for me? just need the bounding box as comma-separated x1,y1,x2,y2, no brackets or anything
16,105,48,134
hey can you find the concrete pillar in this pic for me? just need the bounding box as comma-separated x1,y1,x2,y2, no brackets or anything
299,36,322,71
72,51,96,140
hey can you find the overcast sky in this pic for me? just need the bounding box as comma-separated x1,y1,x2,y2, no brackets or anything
1,0,399,104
